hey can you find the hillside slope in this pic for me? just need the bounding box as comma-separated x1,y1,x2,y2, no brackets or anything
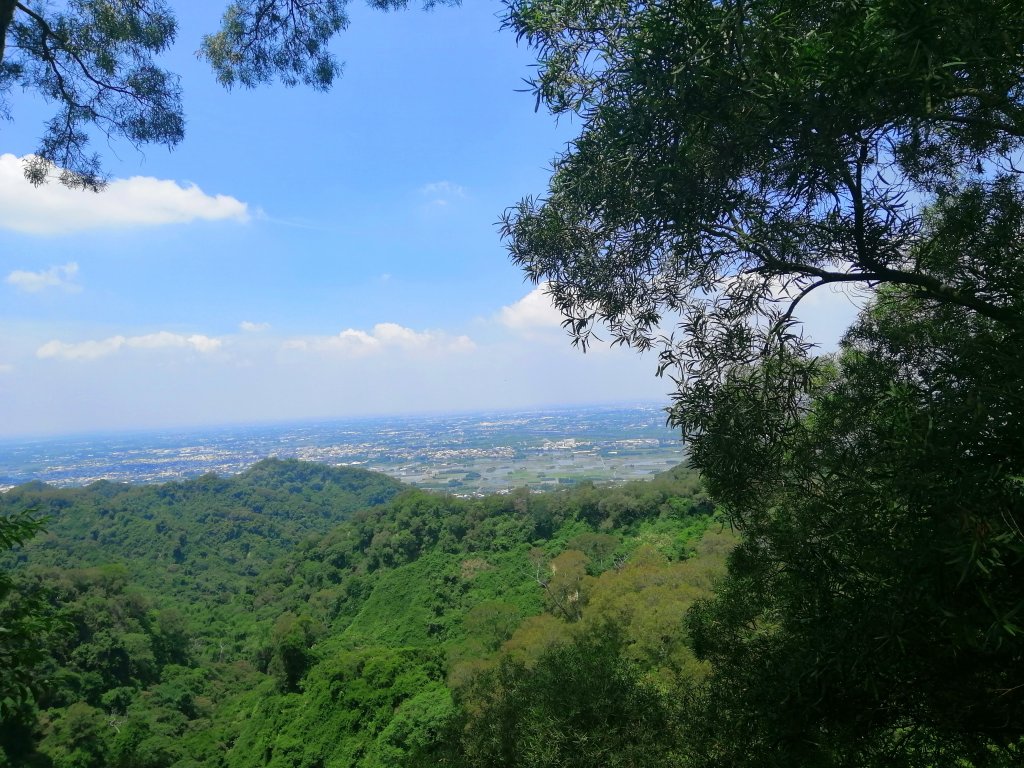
2,461,727,768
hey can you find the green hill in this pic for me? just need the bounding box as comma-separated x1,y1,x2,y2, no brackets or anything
1,458,403,600
1,460,726,768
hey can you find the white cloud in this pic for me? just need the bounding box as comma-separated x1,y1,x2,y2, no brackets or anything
6,262,81,293
240,321,271,333
284,322,475,357
37,332,223,361
125,331,223,354
37,336,127,361
498,283,564,332
6,262,80,290
0,154,250,235
419,180,467,208
794,282,872,350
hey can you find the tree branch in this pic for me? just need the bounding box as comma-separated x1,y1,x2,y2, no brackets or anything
0,0,16,64
929,112,1024,138
15,1,163,109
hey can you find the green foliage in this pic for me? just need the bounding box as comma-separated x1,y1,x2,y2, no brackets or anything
449,626,686,768
490,527,731,691
226,646,453,768
1,0,181,189
0,510,57,719
1,458,404,612
202,0,348,90
685,293,1024,766
40,701,110,768
3,458,718,767
462,600,523,654
267,613,321,692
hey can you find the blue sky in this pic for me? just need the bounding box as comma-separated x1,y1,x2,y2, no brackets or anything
0,0,861,438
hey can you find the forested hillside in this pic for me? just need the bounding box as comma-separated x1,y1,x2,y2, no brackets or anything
1,459,403,606
0,460,727,767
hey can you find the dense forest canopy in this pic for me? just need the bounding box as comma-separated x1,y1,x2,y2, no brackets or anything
1,460,726,766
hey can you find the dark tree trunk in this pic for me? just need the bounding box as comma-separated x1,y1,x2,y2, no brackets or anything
0,0,18,65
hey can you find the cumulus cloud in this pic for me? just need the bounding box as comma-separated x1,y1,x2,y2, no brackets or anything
284,322,475,357
0,154,250,235
419,180,467,208
6,262,81,293
240,321,271,333
37,332,223,361
498,283,565,332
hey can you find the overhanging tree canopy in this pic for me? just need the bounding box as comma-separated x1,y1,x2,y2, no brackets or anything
502,0,1024,436
0,0,453,190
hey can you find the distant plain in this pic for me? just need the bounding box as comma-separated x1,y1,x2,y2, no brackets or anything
0,404,684,495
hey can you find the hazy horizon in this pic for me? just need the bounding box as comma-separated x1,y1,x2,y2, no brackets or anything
0,397,677,443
